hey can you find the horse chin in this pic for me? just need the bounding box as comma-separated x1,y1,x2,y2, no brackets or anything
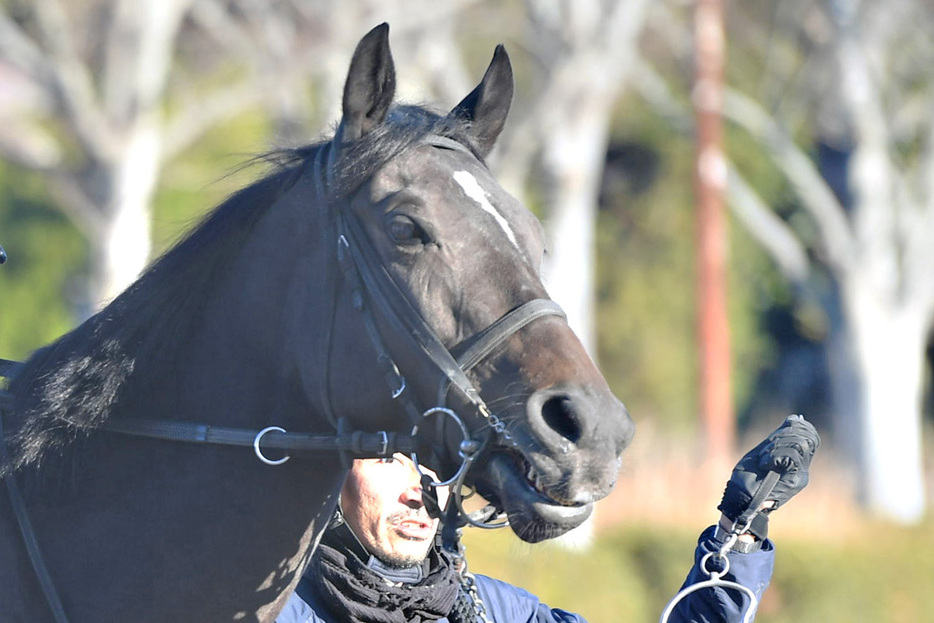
480,453,594,543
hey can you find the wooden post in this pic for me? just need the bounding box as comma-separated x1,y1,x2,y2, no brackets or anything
694,0,734,469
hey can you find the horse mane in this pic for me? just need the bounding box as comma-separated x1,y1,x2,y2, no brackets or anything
2,104,479,475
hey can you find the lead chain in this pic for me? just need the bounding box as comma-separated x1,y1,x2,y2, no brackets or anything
455,555,493,623
480,407,514,447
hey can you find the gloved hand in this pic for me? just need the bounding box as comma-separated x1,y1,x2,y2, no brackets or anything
718,414,820,540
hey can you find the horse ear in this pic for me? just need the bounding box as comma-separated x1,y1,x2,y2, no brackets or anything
337,23,396,143
449,45,514,157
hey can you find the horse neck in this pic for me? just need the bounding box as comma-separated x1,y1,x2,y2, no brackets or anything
154,182,337,434
0,164,364,622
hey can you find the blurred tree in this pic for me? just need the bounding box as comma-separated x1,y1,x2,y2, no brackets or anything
0,0,477,311
497,0,651,354
637,0,934,522
0,0,195,308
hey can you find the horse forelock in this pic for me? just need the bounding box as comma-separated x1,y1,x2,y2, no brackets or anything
328,105,482,200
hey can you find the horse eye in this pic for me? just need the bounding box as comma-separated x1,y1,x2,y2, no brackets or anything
387,214,428,245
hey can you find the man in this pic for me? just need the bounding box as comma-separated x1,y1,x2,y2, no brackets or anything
278,416,819,623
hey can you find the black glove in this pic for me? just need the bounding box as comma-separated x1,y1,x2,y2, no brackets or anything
718,414,820,540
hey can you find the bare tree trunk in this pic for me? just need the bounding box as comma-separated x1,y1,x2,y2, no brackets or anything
831,1,931,521
91,120,160,306
842,279,928,521
0,1,192,309
512,0,651,352
540,98,614,350
86,1,190,305
694,0,734,472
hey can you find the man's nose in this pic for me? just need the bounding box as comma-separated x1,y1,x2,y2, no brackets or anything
400,480,424,507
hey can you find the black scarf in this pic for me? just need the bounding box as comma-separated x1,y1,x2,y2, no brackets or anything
309,524,461,623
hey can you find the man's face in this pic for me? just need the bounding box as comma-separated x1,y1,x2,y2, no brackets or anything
340,454,449,568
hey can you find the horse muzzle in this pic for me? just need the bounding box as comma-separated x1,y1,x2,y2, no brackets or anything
464,385,633,542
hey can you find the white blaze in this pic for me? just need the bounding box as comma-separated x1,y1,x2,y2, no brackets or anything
453,170,518,249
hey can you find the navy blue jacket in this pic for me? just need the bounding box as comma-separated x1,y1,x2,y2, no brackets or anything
276,526,774,623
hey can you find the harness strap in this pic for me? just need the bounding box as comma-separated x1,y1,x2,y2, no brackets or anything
314,144,344,434
100,418,416,458
315,141,427,443
324,135,566,435
337,232,420,420
452,300,566,373
330,136,565,507
342,211,487,412
0,391,70,623
442,299,565,408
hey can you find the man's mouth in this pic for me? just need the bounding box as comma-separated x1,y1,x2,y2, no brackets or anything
391,516,435,540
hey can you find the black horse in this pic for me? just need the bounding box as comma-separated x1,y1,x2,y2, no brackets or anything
0,24,633,622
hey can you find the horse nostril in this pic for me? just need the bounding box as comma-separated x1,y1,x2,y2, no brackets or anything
541,395,582,444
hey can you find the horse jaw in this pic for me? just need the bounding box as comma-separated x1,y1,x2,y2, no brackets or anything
481,453,596,543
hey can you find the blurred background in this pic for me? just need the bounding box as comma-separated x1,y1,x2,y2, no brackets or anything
1,0,933,621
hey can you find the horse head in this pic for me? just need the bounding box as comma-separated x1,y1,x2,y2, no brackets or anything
321,24,634,542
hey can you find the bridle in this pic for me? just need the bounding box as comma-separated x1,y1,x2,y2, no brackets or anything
0,134,565,622
319,133,566,526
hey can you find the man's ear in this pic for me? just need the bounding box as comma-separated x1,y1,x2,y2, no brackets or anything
448,45,514,158
336,23,396,144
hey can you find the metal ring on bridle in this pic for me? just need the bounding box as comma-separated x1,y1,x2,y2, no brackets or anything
391,376,406,399
451,447,509,530
411,407,510,530
253,426,290,465
410,407,472,487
